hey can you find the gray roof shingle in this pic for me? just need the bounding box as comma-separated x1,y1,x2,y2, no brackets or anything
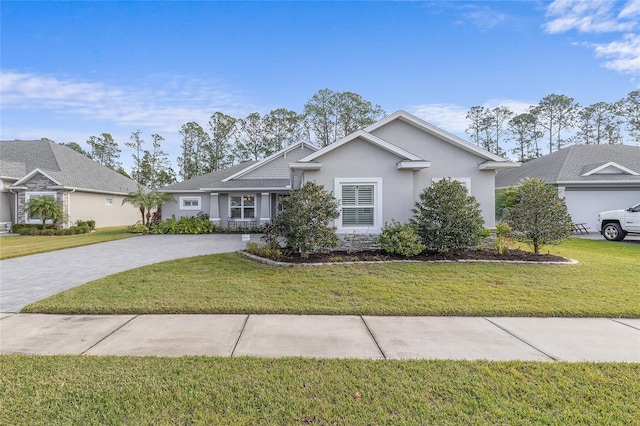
1,140,140,194
496,145,640,188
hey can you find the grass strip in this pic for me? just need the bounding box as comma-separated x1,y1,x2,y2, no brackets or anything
0,227,135,260
1,356,638,425
23,239,640,317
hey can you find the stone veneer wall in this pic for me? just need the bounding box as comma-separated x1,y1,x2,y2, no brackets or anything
336,232,380,251
15,173,67,227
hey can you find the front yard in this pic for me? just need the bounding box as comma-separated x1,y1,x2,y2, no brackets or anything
23,239,640,317
1,356,638,425
4,237,640,424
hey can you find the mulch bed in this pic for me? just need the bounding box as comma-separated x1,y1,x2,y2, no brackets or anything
267,249,569,264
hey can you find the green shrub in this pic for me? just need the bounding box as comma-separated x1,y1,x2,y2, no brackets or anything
265,182,340,258
150,215,215,234
76,220,87,227
245,241,284,261
127,223,149,233
86,220,96,229
411,179,485,253
503,178,574,254
495,222,512,255
377,220,425,257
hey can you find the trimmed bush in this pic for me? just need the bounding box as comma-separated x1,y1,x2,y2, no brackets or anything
411,178,485,253
377,220,425,257
264,182,340,258
503,178,574,254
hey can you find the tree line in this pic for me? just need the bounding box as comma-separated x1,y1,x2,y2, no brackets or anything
59,88,385,187
57,88,639,188
466,90,640,161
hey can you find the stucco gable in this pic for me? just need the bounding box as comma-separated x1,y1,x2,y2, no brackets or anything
297,130,424,163
366,110,508,162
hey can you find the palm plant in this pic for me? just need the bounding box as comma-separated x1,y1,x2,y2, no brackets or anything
122,186,175,226
122,186,150,225
26,195,64,229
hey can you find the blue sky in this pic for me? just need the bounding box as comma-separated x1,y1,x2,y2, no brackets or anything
2,0,640,171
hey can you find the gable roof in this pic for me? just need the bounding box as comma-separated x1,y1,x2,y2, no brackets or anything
295,110,519,171
160,142,317,192
366,110,508,162
222,141,318,181
297,130,423,163
496,144,640,188
1,140,140,194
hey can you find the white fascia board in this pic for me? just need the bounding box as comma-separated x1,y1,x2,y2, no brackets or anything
199,186,292,191
47,186,133,195
13,168,61,186
222,142,319,182
478,161,522,171
582,162,639,176
555,180,640,186
299,130,423,162
289,162,323,170
366,110,506,162
397,160,431,170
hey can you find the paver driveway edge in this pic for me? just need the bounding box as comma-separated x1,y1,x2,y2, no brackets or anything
0,234,255,313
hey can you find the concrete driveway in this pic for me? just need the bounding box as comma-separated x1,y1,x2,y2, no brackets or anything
0,234,256,313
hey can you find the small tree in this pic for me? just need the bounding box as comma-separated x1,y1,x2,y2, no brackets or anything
265,181,340,258
503,178,574,254
411,179,485,252
26,195,65,228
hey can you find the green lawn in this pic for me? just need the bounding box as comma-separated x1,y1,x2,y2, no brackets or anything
23,238,640,317
1,356,638,425
0,226,135,260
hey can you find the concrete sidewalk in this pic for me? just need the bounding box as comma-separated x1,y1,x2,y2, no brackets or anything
1,313,638,362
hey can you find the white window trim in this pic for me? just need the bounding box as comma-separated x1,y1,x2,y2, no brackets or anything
179,196,201,211
334,177,382,234
25,191,57,224
432,177,471,195
229,194,256,220
105,197,114,206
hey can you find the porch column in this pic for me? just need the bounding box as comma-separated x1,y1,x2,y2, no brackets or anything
209,193,221,226
259,192,271,225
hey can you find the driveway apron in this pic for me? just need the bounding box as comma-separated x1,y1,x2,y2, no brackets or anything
0,234,254,313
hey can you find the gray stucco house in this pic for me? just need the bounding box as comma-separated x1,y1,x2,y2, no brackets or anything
160,141,319,228
161,111,520,232
0,140,141,229
496,144,640,232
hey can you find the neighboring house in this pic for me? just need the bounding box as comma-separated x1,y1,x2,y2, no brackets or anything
0,140,142,229
162,111,520,235
496,144,640,231
159,142,319,228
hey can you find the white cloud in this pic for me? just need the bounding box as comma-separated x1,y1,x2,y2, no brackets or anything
0,71,251,133
543,0,640,79
544,0,637,33
620,0,640,19
592,33,640,74
410,100,533,138
459,4,508,30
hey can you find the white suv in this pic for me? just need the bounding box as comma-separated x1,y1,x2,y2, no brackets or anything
598,202,640,241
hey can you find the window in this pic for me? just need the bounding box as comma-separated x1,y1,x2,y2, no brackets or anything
341,185,375,226
230,195,255,219
25,192,56,223
276,194,289,216
105,197,113,206
180,197,201,211
335,178,382,231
